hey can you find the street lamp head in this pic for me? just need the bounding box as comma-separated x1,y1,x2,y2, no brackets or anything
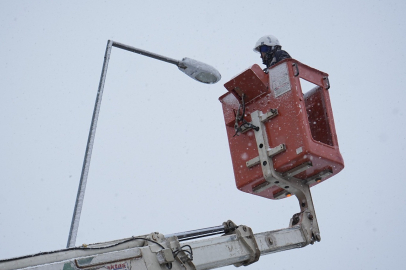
178,57,221,84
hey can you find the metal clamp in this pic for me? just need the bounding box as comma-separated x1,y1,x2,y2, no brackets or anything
232,226,260,267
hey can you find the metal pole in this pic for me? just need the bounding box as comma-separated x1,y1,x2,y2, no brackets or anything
67,40,113,248
112,41,180,66
66,40,205,248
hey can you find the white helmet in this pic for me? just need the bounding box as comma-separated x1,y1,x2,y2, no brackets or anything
253,35,280,53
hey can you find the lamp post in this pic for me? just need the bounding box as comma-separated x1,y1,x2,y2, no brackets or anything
66,40,221,248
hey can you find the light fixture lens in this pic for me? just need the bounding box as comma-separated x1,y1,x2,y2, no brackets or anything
195,72,218,84
178,57,221,84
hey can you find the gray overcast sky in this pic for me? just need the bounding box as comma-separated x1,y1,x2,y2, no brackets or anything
1,1,405,269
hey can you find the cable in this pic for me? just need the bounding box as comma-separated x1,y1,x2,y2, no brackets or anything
173,245,193,261
0,236,165,263
233,94,259,137
180,245,193,260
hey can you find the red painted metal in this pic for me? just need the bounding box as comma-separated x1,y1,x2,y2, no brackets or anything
219,59,344,200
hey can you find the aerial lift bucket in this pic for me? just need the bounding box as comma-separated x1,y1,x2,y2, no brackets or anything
219,59,344,200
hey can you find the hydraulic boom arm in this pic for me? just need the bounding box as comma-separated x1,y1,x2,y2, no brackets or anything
0,218,312,270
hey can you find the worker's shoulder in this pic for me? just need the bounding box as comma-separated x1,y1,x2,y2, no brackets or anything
275,49,291,59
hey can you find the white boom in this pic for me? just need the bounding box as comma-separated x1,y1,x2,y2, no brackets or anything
1,165,320,270
0,217,315,270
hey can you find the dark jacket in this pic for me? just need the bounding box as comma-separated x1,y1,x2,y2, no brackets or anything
264,48,291,73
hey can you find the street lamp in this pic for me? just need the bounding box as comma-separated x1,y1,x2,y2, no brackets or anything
66,40,222,248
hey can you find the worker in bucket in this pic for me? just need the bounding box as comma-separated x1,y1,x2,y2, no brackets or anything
253,35,291,73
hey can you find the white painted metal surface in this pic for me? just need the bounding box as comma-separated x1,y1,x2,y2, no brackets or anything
0,225,307,270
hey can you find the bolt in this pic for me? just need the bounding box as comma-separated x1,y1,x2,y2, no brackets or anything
243,226,247,232
307,213,314,220
152,235,156,240
292,216,300,226
267,237,273,246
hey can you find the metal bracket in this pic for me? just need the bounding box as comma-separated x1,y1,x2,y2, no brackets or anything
245,109,283,170
259,108,278,122
252,181,273,194
235,109,277,136
229,225,260,267
146,232,166,247
156,249,175,265
305,169,333,185
282,161,313,178
289,210,321,245
246,144,286,168
250,110,321,246
223,220,238,233
221,220,259,267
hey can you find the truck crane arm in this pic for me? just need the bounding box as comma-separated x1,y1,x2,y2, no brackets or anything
0,217,312,270
1,125,321,270
1,145,320,270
